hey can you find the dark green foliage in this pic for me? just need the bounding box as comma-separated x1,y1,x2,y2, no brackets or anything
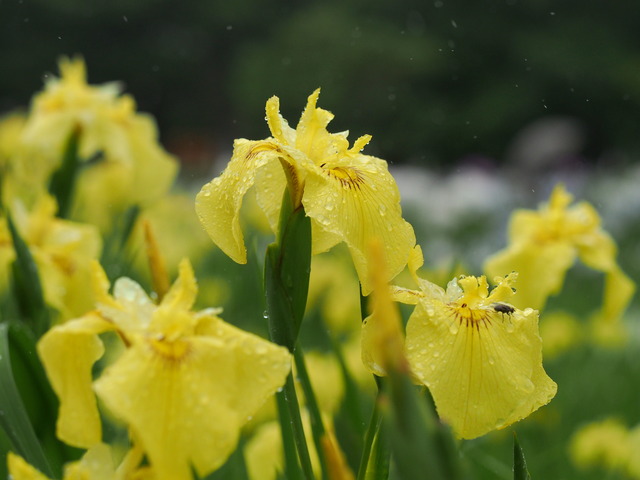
2,1,640,167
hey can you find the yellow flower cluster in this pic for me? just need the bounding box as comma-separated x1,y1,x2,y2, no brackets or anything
37,259,291,480
3,56,635,480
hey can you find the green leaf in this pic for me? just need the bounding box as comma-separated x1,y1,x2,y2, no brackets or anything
6,214,50,337
100,204,141,279
357,381,389,480
48,128,81,219
264,191,312,351
293,346,328,480
0,323,53,477
513,432,532,480
205,437,250,480
264,190,314,480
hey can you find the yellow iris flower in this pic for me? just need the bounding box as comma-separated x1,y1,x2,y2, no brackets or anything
195,89,415,294
387,246,557,439
20,56,177,221
37,259,291,480
1,195,102,320
484,184,635,322
571,418,640,478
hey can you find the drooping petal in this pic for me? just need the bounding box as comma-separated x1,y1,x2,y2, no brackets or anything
302,155,415,294
575,228,636,324
406,300,557,439
93,326,291,480
599,266,636,324
37,313,114,448
195,139,285,263
484,241,576,310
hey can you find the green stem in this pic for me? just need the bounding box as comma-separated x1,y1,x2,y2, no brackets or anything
48,128,81,219
264,190,314,480
282,373,315,480
293,345,328,480
275,388,304,480
6,215,49,337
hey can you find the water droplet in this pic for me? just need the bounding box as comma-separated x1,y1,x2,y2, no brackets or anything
262,310,268,319
123,15,128,22
449,323,459,334
378,204,387,216
488,357,495,365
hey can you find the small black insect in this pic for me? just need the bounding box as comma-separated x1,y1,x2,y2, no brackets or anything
492,303,515,315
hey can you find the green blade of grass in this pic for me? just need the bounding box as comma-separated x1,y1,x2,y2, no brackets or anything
513,432,532,480
48,128,80,219
0,323,53,477
6,214,49,337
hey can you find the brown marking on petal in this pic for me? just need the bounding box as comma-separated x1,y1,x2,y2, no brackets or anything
446,303,493,331
245,142,282,161
324,165,366,190
51,253,77,276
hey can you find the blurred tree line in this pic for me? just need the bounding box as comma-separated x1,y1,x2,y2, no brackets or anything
1,0,639,170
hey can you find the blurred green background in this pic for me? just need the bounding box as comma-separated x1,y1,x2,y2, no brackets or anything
2,0,640,171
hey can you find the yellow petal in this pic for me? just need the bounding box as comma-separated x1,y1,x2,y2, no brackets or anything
294,89,337,156
361,239,407,376
93,326,291,480
37,313,113,448
599,266,635,324
302,155,415,295
195,139,285,263
406,278,557,439
484,241,576,310
576,228,635,324
62,443,116,480
7,452,51,480
160,258,197,312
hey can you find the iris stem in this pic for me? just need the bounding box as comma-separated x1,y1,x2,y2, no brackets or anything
293,345,328,480
281,373,315,480
275,387,304,480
